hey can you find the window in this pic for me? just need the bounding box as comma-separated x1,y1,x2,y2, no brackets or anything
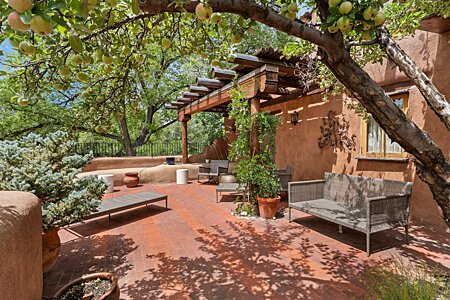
361,94,408,158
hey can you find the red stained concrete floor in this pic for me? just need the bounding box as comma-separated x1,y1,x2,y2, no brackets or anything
43,182,450,299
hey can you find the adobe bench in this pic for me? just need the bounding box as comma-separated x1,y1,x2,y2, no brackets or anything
85,192,168,221
288,172,412,256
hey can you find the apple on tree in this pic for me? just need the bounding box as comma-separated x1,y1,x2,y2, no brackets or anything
8,0,33,13
7,11,30,32
30,15,53,36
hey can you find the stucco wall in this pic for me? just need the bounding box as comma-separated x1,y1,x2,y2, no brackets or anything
83,156,181,172
226,29,450,230
0,192,42,299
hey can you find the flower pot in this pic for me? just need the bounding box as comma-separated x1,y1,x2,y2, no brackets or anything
123,172,139,188
54,272,120,300
257,196,281,219
166,157,176,165
42,228,61,273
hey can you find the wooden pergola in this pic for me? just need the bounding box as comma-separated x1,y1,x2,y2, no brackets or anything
165,48,318,163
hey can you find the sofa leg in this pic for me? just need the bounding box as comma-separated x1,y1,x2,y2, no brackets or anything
405,224,409,245
366,233,371,257
338,225,343,234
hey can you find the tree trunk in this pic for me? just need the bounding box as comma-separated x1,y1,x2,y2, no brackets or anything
134,105,155,148
139,0,450,227
320,48,450,227
118,118,135,156
379,27,450,131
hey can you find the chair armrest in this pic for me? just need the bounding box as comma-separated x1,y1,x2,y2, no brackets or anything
218,166,228,174
288,180,325,204
199,166,211,173
367,194,411,227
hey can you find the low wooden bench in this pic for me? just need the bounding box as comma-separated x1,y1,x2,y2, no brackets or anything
85,192,168,221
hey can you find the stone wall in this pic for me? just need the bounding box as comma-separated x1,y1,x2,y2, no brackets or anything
0,192,42,299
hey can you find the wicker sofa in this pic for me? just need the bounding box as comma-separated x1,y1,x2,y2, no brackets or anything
288,172,413,256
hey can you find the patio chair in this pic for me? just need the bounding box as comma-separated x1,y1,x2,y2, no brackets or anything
274,165,294,193
198,160,229,183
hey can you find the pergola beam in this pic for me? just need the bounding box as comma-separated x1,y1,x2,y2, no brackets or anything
232,53,303,77
196,77,227,89
212,68,237,80
182,92,201,99
188,85,211,94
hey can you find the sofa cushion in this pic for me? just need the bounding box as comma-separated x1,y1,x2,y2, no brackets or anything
323,173,362,209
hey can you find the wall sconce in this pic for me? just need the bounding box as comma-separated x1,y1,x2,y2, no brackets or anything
231,122,237,132
290,111,299,125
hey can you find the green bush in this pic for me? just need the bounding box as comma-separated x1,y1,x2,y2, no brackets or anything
365,258,449,300
0,131,105,231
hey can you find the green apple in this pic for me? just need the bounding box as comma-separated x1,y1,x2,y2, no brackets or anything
130,101,139,109
339,1,352,15
18,41,35,56
73,54,83,65
361,30,372,40
17,98,29,106
30,15,53,36
105,65,113,73
162,37,172,49
95,125,104,133
337,16,350,30
58,66,71,77
288,2,298,13
211,59,220,67
54,83,63,91
96,96,105,103
363,7,373,20
142,72,150,79
102,55,114,64
94,49,103,61
77,72,89,82
135,54,144,63
328,0,341,7
9,38,20,49
106,0,117,7
231,34,243,44
8,0,33,13
328,23,339,33
7,11,30,32
286,12,296,20
373,12,386,26
195,3,213,20
210,13,222,24
122,45,131,56
362,21,371,31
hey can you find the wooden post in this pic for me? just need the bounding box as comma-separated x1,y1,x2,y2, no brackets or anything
181,115,191,164
250,98,260,155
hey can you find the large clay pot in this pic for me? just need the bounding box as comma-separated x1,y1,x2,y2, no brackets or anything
42,228,61,273
257,196,281,219
54,272,120,300
124,172,139,188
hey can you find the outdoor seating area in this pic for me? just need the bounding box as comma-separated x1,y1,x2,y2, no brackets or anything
41,182,449,299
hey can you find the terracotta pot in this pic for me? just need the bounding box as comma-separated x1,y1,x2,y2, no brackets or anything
54,272,120,300
42,228,61,273
124,172,139,188
257,196,281,219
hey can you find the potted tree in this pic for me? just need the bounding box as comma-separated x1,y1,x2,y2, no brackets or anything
228,87,281,219
0,131,106,272
54,272,120,300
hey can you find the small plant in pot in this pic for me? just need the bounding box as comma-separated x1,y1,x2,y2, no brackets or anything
0,131,106,273
229,87,281,219
55,272,120,300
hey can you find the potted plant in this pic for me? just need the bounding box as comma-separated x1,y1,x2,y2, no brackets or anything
0,131,106,273
228,87,281,219
54,272,120,300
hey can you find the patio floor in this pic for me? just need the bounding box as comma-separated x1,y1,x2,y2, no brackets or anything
43,182,450,299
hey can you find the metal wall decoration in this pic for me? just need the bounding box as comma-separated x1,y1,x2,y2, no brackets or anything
318,110,356,151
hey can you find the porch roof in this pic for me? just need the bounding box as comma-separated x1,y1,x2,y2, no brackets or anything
165,48,319,119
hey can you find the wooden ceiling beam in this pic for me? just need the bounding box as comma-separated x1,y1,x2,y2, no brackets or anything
177,97,194,103
232,53,302,77
278,77,305,89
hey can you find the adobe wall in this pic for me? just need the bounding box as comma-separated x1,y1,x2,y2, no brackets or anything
0,192,42,299
83,155,180,172
226,29,450,230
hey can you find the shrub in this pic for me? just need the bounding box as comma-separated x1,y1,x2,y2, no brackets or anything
0,131,105,231
365,258,449,300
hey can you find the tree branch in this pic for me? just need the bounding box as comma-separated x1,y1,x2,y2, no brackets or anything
345,38,379,50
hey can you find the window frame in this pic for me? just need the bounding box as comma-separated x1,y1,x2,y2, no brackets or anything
360,93,409,159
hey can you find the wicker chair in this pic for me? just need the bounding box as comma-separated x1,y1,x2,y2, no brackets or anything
198,160,229,183
288,172,412,256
